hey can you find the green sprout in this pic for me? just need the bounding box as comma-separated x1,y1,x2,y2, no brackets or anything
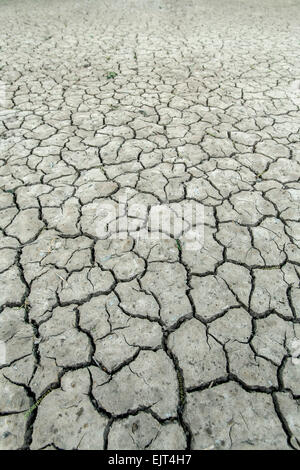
106,71,117,79
176,239,182,252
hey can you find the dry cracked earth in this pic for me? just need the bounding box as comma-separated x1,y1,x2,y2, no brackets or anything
0,0,300,451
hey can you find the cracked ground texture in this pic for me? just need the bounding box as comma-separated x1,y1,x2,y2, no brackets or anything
0,0,300,451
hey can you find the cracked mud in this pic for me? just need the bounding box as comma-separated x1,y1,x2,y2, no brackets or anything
0,0,300,450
